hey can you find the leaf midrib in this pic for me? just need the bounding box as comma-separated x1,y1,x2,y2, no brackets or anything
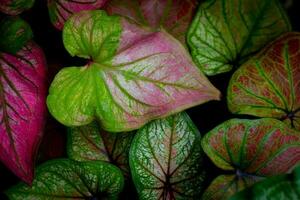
0,57,25,175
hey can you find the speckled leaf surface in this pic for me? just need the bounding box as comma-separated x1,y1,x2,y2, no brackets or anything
229,165,300,200
0,17,33,54
67,122,135,177
47,0,108,30
0,0,34,15
228,32,300,131
187,0,291,75
47,10,220,132
0,42,47,184
201,118,300,200
130,112,205,199
6,159,124,200
105,0,198,44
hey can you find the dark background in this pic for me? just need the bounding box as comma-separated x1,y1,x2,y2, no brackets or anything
0,0,299,199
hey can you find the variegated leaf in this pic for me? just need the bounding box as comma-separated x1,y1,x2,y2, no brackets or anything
187,0,291,75
130,112,205,199
47,10,220,132
201,118,300,200
228,32,300,130
67,122,135,177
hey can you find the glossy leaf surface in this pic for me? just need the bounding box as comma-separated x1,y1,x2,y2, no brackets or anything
6,159,124,200
0,17,33,54
0,0,34,15
228,32,300,130
201,118,300,200
47,10,220,132
67,122,135,177
105,0,198,44
47,0,108,30
230,165,300,200
130,112,205,199
187,0,291,75
0,42,47,183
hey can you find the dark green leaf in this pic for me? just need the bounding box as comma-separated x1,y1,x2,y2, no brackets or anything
0,0,35,15
229,165,300,200
187,0,291,75
6,159,124,200
130,112,205,199
0,17,33,54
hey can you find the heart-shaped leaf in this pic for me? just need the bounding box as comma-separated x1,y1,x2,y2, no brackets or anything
5,159,124,199
229,165,300,200
187,0,291,75
67,122,135,177
130,112,205,199
201,118,300,200
105,0,198,44
47,0,108,30
0,41,47,183
228,32,300,130
47,10,220,132
0,0,35,15
0,17,33,54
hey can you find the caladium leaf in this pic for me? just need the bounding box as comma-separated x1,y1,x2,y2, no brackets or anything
0,17,33,54
47,0,108,30
201,118,300,200
47,10,220,132
67,122,135,177
0,0,35,15
202,174,261,200
130,112,206,199
105,0,198,44
0,42,47,184
229,165,300,200
228,32,300,131
187,0,291,75
5,159,124,199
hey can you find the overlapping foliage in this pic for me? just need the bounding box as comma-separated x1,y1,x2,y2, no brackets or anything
201,118,300,199
0,0,299,199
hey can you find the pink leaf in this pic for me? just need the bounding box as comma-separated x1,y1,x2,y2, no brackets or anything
0,41,47,184
48,0,108,30
47,10,221,132
105,0,198,44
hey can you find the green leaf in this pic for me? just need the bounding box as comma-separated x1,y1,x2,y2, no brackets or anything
47,10,220,132
6,159,124,200
201,118,300,200
227,32,300,131
62,10,121,62
229,165,300,200
130,112,205,199
0,17,33,54
67,122,135,177
0,0,35,15
187,0,291,75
